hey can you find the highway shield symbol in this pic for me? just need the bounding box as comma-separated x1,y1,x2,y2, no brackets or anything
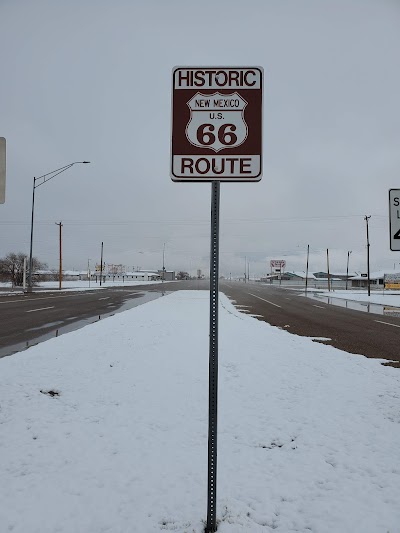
186,92,248,153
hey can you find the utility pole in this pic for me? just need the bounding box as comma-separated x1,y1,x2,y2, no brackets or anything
244,256,247,283
23,257,27,290
100,241,104,286
346,251,352,290
55,222,63,290
162,242,166,282
365,215,371,296
327,248,331,292
305,244,310,294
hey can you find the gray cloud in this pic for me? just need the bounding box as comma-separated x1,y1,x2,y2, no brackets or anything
0,0,399,277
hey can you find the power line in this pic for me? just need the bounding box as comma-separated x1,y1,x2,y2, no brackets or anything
0,214,387,226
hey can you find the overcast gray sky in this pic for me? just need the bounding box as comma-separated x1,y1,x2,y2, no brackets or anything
1,0,399,277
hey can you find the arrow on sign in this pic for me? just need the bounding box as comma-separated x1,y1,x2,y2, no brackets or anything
394,230,400,239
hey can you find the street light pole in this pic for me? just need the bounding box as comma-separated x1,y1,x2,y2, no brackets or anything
162,242,166,282
28,178,36,292
305,244,310,294
365,215,371,296
100,241,104,286
27,161,90,292
327,248,331,292
55,222,63,290
346,250,352,290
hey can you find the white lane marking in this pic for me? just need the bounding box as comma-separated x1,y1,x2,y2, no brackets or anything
285,298,291,300
375,320,400,328
26,306,55,313
0,299,28,304
99,297,110,300
313,305,325,309
0,293,91,305
247,293,282,308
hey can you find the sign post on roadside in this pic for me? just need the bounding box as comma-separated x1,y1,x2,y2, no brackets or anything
389,189,400,251
171,67,263,532
0,137,6,204
270,259,286,285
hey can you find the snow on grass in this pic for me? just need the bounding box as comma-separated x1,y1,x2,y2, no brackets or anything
1,291,400,532
0,280,163,294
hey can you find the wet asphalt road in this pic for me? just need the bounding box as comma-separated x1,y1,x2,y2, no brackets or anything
1,279,400,365
0,282,182,357
220,281,400,366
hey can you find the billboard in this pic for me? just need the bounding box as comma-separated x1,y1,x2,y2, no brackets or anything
270,259,286,269
384,273,400,289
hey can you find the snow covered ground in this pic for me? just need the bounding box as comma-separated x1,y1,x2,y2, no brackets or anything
1,291,400,532
0,279,162,293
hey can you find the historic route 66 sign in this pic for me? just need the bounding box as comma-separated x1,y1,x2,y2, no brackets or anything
171,67,263,182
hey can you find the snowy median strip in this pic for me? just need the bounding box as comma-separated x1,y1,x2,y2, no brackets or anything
1,290,400,532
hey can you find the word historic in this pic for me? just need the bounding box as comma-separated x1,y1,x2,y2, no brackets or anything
174,68,262,90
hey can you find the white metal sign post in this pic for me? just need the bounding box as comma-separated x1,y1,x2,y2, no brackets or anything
389,189,400,251
171,67,263,532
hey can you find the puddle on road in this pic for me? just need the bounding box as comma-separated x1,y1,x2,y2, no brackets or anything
305,292,400,317
0,290,168,359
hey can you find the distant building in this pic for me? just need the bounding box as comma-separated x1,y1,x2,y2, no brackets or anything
260,271,316,282
350,270,400,288
32,269,56,281
158,270,175,281
313,271,359,281
106,270,161,281
63,270,88,281
281,271,317,281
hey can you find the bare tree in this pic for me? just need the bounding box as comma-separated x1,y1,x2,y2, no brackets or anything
0,252,47,286
176,271,189,280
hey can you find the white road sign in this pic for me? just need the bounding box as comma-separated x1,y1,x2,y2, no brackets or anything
171,67,263,182
0,137,5,204
389,189,400,251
